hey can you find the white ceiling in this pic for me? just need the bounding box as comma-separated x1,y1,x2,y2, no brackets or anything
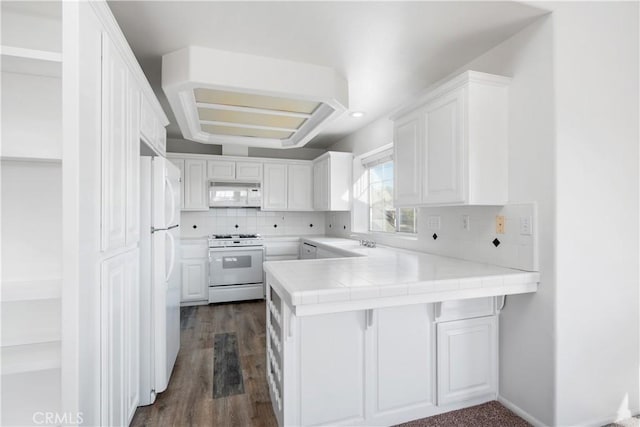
109,1,547,149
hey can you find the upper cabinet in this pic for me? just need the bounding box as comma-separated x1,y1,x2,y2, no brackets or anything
207,159,262,181
183,159,208,211
262,162,314,211
140,95,167,156
392,71,510,206
313,152,352,211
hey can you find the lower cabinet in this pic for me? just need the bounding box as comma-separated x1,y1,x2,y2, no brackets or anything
266,283,499,427
180,240,209,305
180,259,208,302
436,315,497,406
100,249,139,427
370,305,435,419
299,311,366,426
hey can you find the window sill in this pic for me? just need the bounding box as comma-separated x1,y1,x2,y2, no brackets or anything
351,231,419,242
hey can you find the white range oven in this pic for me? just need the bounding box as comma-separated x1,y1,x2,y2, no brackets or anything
208,234,264,303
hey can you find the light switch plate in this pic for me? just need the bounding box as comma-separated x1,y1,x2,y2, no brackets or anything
520,216,533,236
462,215,470,231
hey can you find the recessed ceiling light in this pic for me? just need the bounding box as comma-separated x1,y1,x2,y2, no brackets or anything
350,111,365,118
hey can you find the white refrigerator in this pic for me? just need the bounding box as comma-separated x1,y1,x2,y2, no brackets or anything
139,156,181,405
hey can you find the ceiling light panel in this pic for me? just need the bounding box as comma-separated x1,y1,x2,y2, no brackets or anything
197,108,306,130
194,88,319,115
201,124,293,140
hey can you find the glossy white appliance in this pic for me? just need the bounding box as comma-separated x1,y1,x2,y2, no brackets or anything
209,181,261,207
139,157,181,405
208,234,265,303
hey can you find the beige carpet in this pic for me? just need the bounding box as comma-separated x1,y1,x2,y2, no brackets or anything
397,401,530,427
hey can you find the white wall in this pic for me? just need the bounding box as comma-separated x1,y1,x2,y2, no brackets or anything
551,3,639,425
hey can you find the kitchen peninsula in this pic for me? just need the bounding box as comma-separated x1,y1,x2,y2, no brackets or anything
263,237,539,427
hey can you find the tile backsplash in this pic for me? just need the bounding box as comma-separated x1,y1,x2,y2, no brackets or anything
181,208,326,238
326,203,538,271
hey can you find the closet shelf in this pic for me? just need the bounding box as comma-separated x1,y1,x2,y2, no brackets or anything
1,278,61,302
1,342,61,375
0,155,62,163
1,45,62,77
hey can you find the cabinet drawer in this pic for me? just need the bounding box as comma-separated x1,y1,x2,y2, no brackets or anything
436,297,495,322
181,241,208,259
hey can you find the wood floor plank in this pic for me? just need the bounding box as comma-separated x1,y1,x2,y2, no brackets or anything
131,301,277,427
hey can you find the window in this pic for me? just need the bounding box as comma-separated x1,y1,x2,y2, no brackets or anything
368,160,417,233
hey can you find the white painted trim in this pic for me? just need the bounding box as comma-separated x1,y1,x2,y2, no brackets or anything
88,1,169,126
389,70,511,120
165,151,314,165
497,395,548,427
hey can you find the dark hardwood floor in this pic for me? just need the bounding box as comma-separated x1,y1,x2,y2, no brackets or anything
131,301,278,427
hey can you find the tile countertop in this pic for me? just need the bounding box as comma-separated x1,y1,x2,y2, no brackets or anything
264,237,539,316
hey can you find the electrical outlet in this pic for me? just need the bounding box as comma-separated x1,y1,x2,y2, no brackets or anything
462,215,470,231
520,216,533,236
496,215,505,234
427,215,441,230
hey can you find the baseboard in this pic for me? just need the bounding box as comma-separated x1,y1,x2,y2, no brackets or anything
570,408,640,427
497,395,548,427
498,395,639,427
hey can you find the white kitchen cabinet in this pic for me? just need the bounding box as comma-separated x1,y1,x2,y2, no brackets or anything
207,160,235,180
263,163,288,211
183,159,208,211
180,240,209,305
299,311,366,426
180,259,208,302
436,315,497,405
391,71,510,206
287,163,313,211
125,83,141,247
422,88,465,204
313,151,352,211
100,249,139,427
101,34,129,252
236,161,263,181
370,305,435,419
140,95,167,156
394,114,422,206
171,158,185,209
312,156,329,210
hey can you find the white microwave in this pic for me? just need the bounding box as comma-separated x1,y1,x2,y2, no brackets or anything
209,182,261,207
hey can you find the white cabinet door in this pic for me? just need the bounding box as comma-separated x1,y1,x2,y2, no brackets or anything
263,163,288,211
436,315,497,405
183,160,208,211
299,311,366,426
101,249,139,427
207,160,235,180
101,34,129,252
171,159,185,209
236,161,263,181
287,163,313,211
422,89,465,204
370,305,435,418
139,95,156,147
312,157,329,210
181,259,207,302
394,114,422,206
125,79,141,247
